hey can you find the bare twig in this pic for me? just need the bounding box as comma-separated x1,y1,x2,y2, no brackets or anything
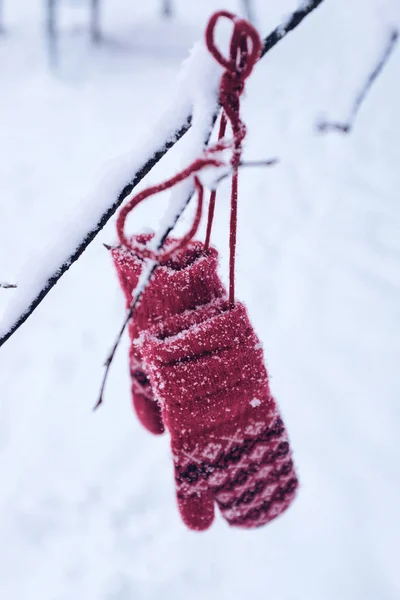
0,282,17,289
0,0,325,350
95,256,164,409
318,29,398,134
211,158,279,187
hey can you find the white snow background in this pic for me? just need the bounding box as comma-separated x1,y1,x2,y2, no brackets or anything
1,0,400,598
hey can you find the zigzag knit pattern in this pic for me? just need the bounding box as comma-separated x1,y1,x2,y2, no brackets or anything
140,299,298,530
111,235,225,434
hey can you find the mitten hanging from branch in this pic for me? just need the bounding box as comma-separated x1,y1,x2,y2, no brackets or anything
108,10,298,531
111,235,225,434
140,299,298,530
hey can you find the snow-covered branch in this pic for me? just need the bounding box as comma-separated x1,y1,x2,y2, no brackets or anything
261,0,324,59
318,29,398,134
0,0,325,349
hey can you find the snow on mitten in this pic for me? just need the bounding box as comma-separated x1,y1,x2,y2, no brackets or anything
140,299,298,530
111,235,225,435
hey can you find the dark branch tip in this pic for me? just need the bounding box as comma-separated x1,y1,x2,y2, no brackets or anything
0,283,17,289
93,397,103,411
317,121,351,134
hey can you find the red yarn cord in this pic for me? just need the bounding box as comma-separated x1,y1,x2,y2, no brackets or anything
204,113,227,251
205,11,261,304
116,157,223,263
116,10,261,300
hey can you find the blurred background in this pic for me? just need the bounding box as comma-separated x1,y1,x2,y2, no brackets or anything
0,1,399,599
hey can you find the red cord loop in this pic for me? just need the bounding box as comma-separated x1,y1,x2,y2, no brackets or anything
116,158,223,263
205,11,261,79
205,11,262,168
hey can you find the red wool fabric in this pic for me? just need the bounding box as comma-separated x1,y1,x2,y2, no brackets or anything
140,299,298,530
111,235,225,435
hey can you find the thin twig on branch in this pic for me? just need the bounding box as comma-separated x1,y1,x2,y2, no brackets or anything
0,0,325,350
318,29,398,134
241,0,256,25
0,283,17,289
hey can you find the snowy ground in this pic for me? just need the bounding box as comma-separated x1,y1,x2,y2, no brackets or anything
1,0,400,599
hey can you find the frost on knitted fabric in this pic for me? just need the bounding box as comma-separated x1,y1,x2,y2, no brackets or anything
111,234,225,435
140,299,298,530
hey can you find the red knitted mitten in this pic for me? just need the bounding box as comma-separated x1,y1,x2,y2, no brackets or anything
111,235,225,435
140,299,298,530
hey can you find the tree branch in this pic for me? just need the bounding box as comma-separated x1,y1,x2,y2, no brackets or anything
261,0,325,58
318,29,398,134
0,0,325,349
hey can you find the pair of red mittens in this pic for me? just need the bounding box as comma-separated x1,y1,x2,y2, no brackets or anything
112,237,298,530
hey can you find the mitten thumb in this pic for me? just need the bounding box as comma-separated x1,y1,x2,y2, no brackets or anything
132,391,164,435
174,464,214,531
